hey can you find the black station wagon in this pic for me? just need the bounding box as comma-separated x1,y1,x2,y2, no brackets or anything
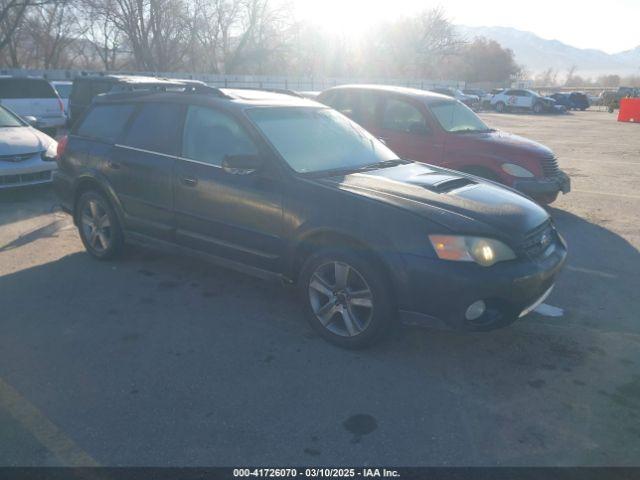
53,86,567,348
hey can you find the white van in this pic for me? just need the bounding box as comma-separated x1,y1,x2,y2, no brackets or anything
0,77,66,135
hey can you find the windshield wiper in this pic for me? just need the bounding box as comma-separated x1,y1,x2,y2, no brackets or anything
351,159,410,172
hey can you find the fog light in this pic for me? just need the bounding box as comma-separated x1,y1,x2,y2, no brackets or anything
465,300,486,321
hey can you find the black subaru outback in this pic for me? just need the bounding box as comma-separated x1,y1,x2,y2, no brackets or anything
52,86,567,348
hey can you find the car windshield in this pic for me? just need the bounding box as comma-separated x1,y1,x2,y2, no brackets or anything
429,100,492,133
246,107,401,174
0,106,25,127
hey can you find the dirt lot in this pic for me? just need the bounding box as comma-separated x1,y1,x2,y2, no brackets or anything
0,110,639,466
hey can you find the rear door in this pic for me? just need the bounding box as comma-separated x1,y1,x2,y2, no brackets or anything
107,102,186,240
174,105,284,271
378,95,443,164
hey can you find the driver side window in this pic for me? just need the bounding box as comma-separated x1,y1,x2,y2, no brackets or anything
182,106,258,166
382,98,430,134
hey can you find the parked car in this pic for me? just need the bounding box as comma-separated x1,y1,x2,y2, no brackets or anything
0,105,57,189
430,87,480,109
52,80,73,117
318,85,570,204
68,75,206,125
0,76,66,136
602,87,639,112
53,87,567,348
550,92,590,111
491,89,557,114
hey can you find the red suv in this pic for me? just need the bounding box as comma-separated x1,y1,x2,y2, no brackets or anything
317,85,570,204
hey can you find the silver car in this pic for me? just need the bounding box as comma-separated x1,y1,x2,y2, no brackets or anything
0,105,58,189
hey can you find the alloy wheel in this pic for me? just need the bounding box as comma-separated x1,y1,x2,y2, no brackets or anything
308,261,374,337
80,199,112,253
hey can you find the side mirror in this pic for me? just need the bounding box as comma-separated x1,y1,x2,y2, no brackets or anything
23,115,38,127
221,154,263,175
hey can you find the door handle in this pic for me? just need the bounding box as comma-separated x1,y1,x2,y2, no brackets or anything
107,160,121,169
181,177,198,187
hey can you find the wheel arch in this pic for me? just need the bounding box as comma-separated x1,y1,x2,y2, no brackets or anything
288,228,397,301
72,173,125,227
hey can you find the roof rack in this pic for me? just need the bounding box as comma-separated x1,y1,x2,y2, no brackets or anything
99,82,232,100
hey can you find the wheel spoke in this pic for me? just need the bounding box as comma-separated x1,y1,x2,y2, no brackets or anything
340,308,360,336
310,273,334,297
81,214,94,228
90,230,100,248
334,262,350,289
316,300,338,326
348,289,373,309
98,214,110,229
97,231,109,250
88,200,99,219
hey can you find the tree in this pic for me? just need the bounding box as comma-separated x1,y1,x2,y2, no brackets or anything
445,37,520,83
0,0,55,61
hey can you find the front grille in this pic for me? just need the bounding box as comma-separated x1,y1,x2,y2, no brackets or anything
521,220,555,259
541,153,560,178
0,170,52,186
0,152,39,163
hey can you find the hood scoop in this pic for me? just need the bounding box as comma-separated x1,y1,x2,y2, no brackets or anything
407,173,477,194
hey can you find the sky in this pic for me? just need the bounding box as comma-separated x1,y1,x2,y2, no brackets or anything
292,0,640,54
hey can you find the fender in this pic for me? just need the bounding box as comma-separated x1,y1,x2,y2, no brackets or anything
71,169,126,228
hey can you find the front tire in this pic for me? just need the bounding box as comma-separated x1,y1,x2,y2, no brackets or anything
495,102,506,113
299,249,394,349
533,102,543,114
76,191,123,260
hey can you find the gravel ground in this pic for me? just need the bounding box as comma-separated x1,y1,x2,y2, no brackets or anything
0,109,639,467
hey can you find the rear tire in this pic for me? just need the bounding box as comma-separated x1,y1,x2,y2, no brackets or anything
495,102,506,113
299,248,394,349
76,191,124,260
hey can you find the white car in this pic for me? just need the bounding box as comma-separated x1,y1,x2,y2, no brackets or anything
0,76,66,136
0,105,58,189
490,88,556,113
51,80,72,117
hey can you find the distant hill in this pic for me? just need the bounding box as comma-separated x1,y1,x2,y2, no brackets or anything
456,25,640,78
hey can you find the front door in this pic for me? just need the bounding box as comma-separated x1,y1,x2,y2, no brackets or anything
173,105,284,272
378,96,443,165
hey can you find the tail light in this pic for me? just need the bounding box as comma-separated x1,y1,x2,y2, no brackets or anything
56,135,68,159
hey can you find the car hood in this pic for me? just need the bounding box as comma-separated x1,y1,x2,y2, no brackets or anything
448,129,554,159
312,163,549,237
0,126,53,155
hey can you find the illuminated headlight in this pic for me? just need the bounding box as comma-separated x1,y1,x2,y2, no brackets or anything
501,163,534,178
429,235,516,267
41,141,58,161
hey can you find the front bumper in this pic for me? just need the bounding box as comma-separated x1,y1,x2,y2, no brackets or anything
0,158,57,189
513,171,571,197
393,239,567,330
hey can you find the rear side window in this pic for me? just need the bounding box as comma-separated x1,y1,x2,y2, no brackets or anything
76,104,135,143
123,103,185,156
0,78,28,98
26,80,57,98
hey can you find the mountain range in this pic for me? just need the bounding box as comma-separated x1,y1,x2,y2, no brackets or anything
456,25,640,79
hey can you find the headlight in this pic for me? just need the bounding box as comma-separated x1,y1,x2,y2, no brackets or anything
41,141,58,161
501,163,534,178
428,235,516,267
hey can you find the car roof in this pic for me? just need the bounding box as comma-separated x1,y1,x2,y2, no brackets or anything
322,84,455,103
74,74,205,86
94,87,323,109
